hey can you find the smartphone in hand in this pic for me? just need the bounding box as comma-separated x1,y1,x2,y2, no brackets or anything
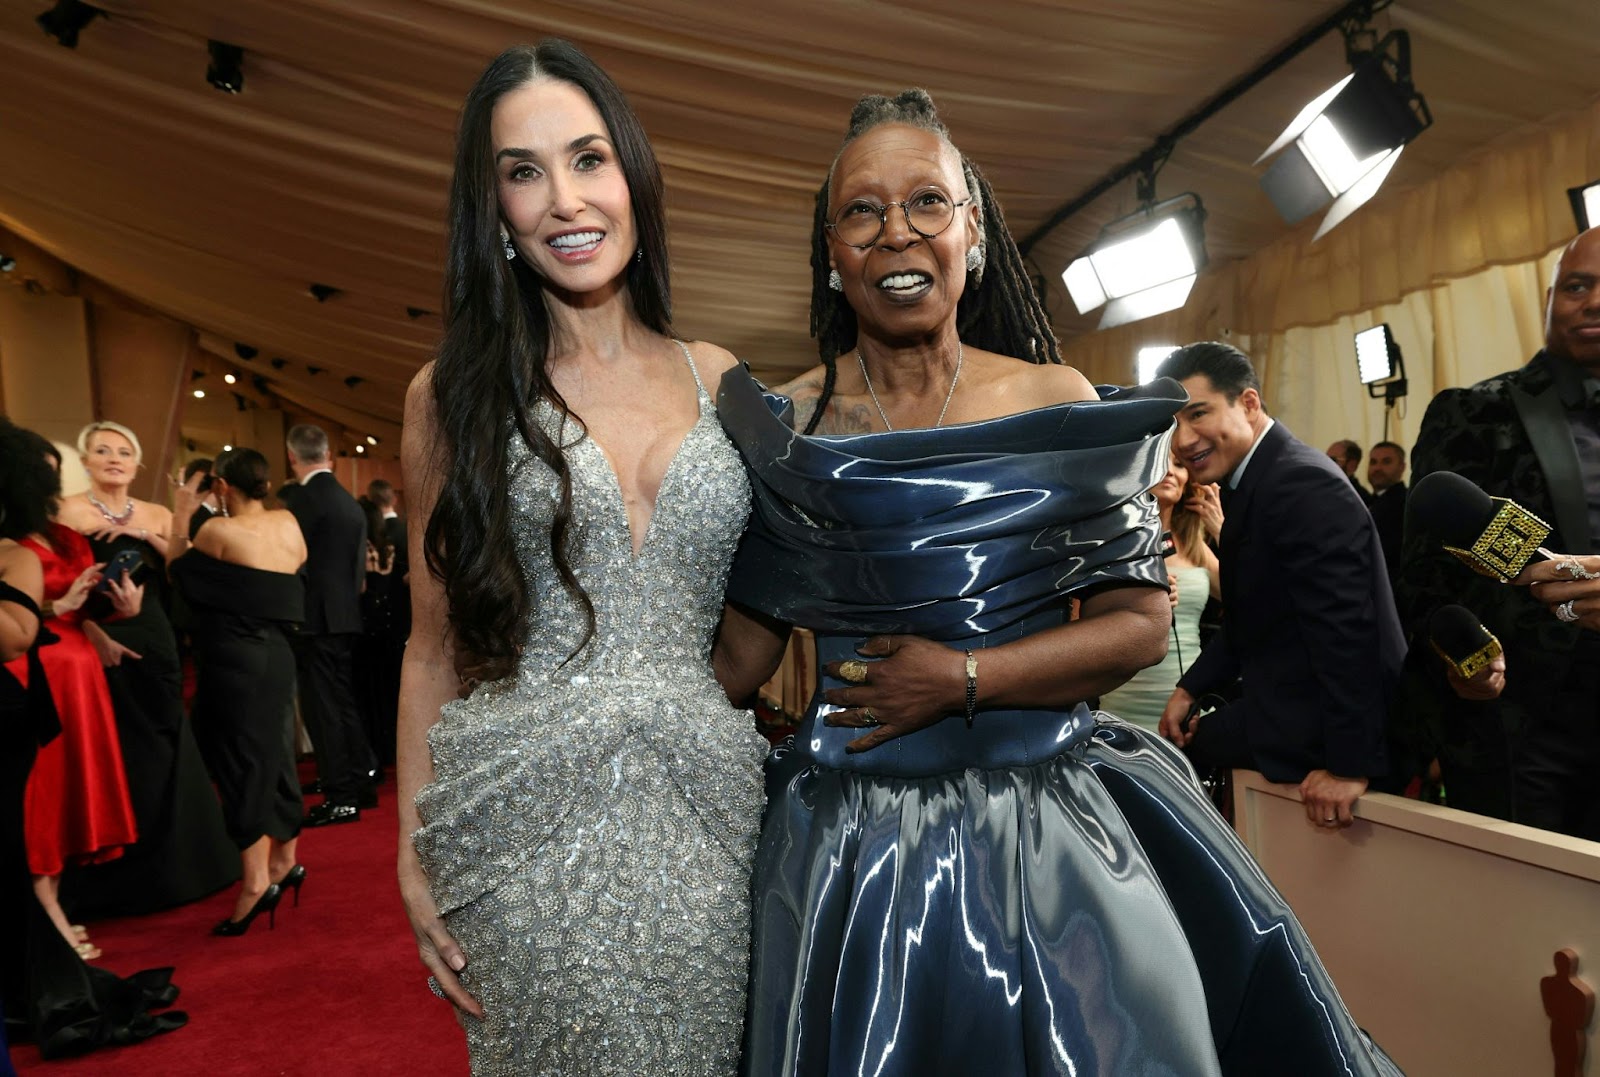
92,548,144,593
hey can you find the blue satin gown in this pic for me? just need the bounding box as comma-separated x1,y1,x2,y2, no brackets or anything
717,367,1401,1077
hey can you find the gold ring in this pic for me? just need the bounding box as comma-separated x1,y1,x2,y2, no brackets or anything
838,659,871,684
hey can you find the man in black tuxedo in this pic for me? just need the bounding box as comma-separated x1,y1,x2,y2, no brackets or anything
1156,342,1402,828
1326,439,1374,505
282,424,376,826
1395,227,1600,838
1365,440,1408,587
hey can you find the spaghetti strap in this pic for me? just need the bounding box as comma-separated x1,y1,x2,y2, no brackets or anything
673,339,708,397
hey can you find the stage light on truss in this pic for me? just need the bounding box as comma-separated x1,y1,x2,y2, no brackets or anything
1568,180,1600,232
1354,323,1407,404
1257,31,1431,240
1062,193,1207,330
1137,346,1177,385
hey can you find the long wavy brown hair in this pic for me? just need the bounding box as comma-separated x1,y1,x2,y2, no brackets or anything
424,40,672,683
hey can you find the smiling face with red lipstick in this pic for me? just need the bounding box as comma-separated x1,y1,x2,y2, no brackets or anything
1545,227,1600,372
492,78,638,301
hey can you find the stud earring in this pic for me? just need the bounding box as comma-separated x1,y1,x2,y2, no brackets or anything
965,243,985,282
502,232,517,261
828,269,843,292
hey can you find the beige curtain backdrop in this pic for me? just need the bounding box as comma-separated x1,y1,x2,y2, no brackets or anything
1065,97,1600,455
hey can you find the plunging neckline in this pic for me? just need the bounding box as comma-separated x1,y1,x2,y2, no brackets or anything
579,389,706,562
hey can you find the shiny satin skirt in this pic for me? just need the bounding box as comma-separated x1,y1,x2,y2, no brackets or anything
742,717,1401,1077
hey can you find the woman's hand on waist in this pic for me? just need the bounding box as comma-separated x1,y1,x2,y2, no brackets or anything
821,634,964,753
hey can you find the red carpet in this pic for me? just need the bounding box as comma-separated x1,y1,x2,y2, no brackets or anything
8,773,468,1075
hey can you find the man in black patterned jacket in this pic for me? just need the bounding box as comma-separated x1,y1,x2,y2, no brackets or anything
1395,227,1600,838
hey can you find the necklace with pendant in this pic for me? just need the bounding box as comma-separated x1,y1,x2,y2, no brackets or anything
857,342,964,432
88,492,135,526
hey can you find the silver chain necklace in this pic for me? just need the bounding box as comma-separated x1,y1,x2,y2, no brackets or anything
87,492,135,526
857,342,964,432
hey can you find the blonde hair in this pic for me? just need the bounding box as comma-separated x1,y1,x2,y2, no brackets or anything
77,420,144,464
1169,493,1210,565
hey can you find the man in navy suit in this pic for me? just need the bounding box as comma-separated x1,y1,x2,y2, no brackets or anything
282,424,377,826
1155,342,1402,828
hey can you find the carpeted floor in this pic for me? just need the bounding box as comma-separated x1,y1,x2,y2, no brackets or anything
7,771,468,1075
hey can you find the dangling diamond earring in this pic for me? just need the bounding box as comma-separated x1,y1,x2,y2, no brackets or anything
965,243,985,282
635,248,644,264
828,269,843,292
502,232,517,261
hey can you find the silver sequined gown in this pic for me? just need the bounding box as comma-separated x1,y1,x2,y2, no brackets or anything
413,344,769,1075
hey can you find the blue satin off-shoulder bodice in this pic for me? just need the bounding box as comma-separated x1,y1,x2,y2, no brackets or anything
718,365,1401,1077
720,366,1178,777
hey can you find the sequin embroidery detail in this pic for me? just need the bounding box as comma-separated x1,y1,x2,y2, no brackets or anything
413,343,767,1075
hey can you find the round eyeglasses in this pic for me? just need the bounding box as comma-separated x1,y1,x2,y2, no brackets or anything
825,187,973,249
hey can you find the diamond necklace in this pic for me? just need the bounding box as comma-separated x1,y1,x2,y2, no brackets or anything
857,342,964,432
87,491,135,525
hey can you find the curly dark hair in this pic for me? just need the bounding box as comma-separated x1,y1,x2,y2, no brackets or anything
803,88,1061,433
213,447,272,501
426,40,673,683
0,417,62,541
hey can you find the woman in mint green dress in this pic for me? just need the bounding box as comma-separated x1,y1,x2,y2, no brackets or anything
1098,454,1218,730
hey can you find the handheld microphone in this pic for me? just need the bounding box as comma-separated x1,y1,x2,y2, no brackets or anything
1427,604,1503,680
1405,471,1551,582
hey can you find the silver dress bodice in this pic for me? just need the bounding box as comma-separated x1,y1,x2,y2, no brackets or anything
414,345,768,1076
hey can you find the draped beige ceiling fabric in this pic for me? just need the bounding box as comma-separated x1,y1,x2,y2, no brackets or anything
1,0,1598,434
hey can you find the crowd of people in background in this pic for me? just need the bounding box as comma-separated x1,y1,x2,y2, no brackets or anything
1125,227,1600,840
0,417,408,1057
0,220,1594,1072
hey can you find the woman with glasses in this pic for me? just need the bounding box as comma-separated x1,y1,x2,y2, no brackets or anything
714,90,1400,1075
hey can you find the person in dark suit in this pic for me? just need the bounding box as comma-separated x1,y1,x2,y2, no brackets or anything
1155,342,1402,829
1394,227,1600,839
1326,439,1374,505
182,458,221,540
1366,440,1408,587
282,424,376,826
366,479,407,580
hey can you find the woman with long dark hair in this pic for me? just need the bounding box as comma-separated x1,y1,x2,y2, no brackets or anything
713,90,1400,1075
396,40,766,1073
169,448,307,936
0,417,186,1058
3,437,141,961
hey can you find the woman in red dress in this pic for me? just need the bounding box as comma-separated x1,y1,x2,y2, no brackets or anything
5,470,142,959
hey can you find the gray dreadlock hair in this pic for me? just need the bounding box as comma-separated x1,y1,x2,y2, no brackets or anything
804,88,1061,434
